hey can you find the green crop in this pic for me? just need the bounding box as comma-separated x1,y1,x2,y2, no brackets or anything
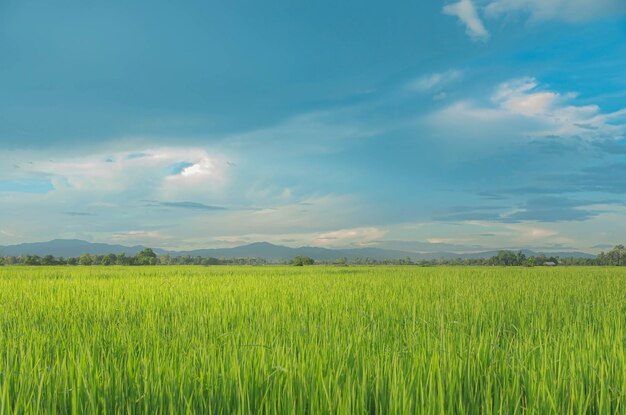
0,266,624,414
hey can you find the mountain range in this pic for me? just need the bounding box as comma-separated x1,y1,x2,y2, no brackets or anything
0,239,596,261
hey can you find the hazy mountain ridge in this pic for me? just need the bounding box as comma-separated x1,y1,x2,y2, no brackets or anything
0,239,596,261
0,239,169,257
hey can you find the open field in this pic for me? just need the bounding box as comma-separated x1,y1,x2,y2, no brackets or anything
0,266,625,413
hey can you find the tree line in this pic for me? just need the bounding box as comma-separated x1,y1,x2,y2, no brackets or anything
1,245,625,267
299,245,625,267
0,248,269,266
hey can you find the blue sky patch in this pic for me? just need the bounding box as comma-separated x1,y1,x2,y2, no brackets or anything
168,162,194,175
0,180,54,194
1,0,626,251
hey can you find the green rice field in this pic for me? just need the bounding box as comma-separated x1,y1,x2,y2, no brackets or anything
0,266,625,413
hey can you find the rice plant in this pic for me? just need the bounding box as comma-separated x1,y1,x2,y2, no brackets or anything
0,266,624,413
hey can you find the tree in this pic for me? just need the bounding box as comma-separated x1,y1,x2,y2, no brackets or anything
535,254,548,265
24,255,42,266
135,248,157,265
41,255,56,266
101,253,117,266
334,257,348,266
293,256,314,266
547,256,559,265
490,250,518,266
116,253,130,266
78,253,93,266
606,245,626,266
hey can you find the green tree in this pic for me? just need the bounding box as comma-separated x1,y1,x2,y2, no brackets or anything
135,248,158,265
101,253,117,266
78,253,93,266
334,257,348,266
490,251,517,266
116,253,130,266
41,255,56,265
24,255,42,266
293,256,314,266
606,245,626,266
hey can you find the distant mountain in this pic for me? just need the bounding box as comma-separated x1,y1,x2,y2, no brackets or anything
0,239,168,257
0,239,596,261
174,242,300,260
174,242,428,261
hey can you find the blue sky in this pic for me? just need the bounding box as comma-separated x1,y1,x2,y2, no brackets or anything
2,0,626,252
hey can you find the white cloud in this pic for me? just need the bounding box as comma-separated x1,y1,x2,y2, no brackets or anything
426,77,626,144
444,0,626,42
492,77,626,139
161,154,228,199
26,147,229,196
110,231,170,243
407,69,464,93
485,0,626,22
179,159,214,178
426,237,473,244
443,0,490,42
314,227,387,247
209,226,387,250
492,78,558,115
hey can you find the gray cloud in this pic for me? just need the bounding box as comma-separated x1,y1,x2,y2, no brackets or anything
158,201,227,211
434,197,617,224
433,205,505,222
504,197,602,223
375,239,484,252
63,211,97,217
569,164,626,193
592,243,615,249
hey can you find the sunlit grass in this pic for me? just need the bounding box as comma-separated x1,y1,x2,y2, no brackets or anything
0,266,624,413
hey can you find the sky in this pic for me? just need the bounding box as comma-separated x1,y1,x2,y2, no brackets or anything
1,0,626,253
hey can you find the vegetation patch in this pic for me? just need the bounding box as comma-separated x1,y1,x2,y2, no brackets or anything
0,266,624,413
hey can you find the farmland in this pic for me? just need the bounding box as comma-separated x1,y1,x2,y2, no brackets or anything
0,266,624,413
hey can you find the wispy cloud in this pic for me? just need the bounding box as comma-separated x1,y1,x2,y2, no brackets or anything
485,0,626,22
426,77,626,146
444,0,626,42
63,211,97,217
314,227,387,247
406,69,464,93
443,0,490,42
109,231,170,243
503,197,608,223
158,201,227,211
